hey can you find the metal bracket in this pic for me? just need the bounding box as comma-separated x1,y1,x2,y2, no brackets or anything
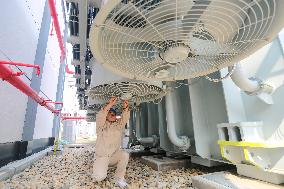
0,60,41,76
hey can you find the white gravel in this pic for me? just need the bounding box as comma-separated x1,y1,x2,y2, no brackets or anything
0,147,206,189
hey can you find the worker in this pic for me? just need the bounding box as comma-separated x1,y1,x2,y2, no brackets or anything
92,97,130,188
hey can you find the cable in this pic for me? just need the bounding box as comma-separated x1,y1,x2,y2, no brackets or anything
205,64,237,83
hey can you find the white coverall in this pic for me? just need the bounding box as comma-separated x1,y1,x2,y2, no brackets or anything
92,109,130,181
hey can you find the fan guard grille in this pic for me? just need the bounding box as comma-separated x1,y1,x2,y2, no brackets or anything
90,0,277,80
88,81,166,105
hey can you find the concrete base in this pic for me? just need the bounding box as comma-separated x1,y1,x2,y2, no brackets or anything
237,164,284,185
140,156,190,171
127,150,156,158
191,156,224,167
192,171,284,189
0,147,52,181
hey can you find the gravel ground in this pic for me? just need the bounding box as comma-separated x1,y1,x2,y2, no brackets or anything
0,147,210,189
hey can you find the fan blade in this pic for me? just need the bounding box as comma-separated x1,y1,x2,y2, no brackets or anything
195,0,250,43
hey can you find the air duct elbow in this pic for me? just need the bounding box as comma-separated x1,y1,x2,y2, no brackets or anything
165,91,190,151
229,64,274,105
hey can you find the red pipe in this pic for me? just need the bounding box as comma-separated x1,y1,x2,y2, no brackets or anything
0,60,41,76
0,64,59,114
61,116,86,121
0,1,65,115
48,0,65,60
48,0,75,75
65,64,74,74
45,100,64,106
54,102,64,105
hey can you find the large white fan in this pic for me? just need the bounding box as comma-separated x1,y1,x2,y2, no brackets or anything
89,0,284,81
87,59,166,113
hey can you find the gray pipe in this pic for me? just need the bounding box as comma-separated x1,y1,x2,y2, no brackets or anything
135,109,155,144
165,90,190,151
229,64,274,105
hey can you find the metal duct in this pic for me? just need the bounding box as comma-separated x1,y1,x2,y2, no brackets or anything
229,64,274,105
165,89,190,151
147,102,159,138
135,107,155,145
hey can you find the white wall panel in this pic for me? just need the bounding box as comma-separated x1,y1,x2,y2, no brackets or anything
0,83,27,143
33,105,54,140
33,0,65,140
0,0,45,143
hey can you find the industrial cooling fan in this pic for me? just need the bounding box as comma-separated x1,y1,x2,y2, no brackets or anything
89,0,284,81
88,81,166,104
87,59,166,115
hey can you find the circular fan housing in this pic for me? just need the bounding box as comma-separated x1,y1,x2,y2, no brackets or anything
87,59,166,112
88,81,165,105
90,0,284,81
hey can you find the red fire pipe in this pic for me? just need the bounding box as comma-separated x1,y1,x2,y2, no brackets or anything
0,1,66,115
0,64,60,114
54,102,64,105
48,0,75,75
61,116,86,121
0,60,41,76
48,0,65,59
65,64,75,74
45,100,64,106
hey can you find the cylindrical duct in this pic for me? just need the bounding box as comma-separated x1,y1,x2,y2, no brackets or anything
229,64,274,105
165,88,190,151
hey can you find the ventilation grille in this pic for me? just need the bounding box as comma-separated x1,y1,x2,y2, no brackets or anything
88,81,165,105
90,0,277,80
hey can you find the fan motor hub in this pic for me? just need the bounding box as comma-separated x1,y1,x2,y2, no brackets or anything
163,46,190,63
120,93,133,100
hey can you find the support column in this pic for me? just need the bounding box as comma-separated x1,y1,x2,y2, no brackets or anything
52,0,68,138
22,0,51,144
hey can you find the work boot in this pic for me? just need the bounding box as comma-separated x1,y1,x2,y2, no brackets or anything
116,178,128,188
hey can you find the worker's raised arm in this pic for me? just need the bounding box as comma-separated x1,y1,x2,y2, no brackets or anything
96,97,117,129
119,100,130,129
